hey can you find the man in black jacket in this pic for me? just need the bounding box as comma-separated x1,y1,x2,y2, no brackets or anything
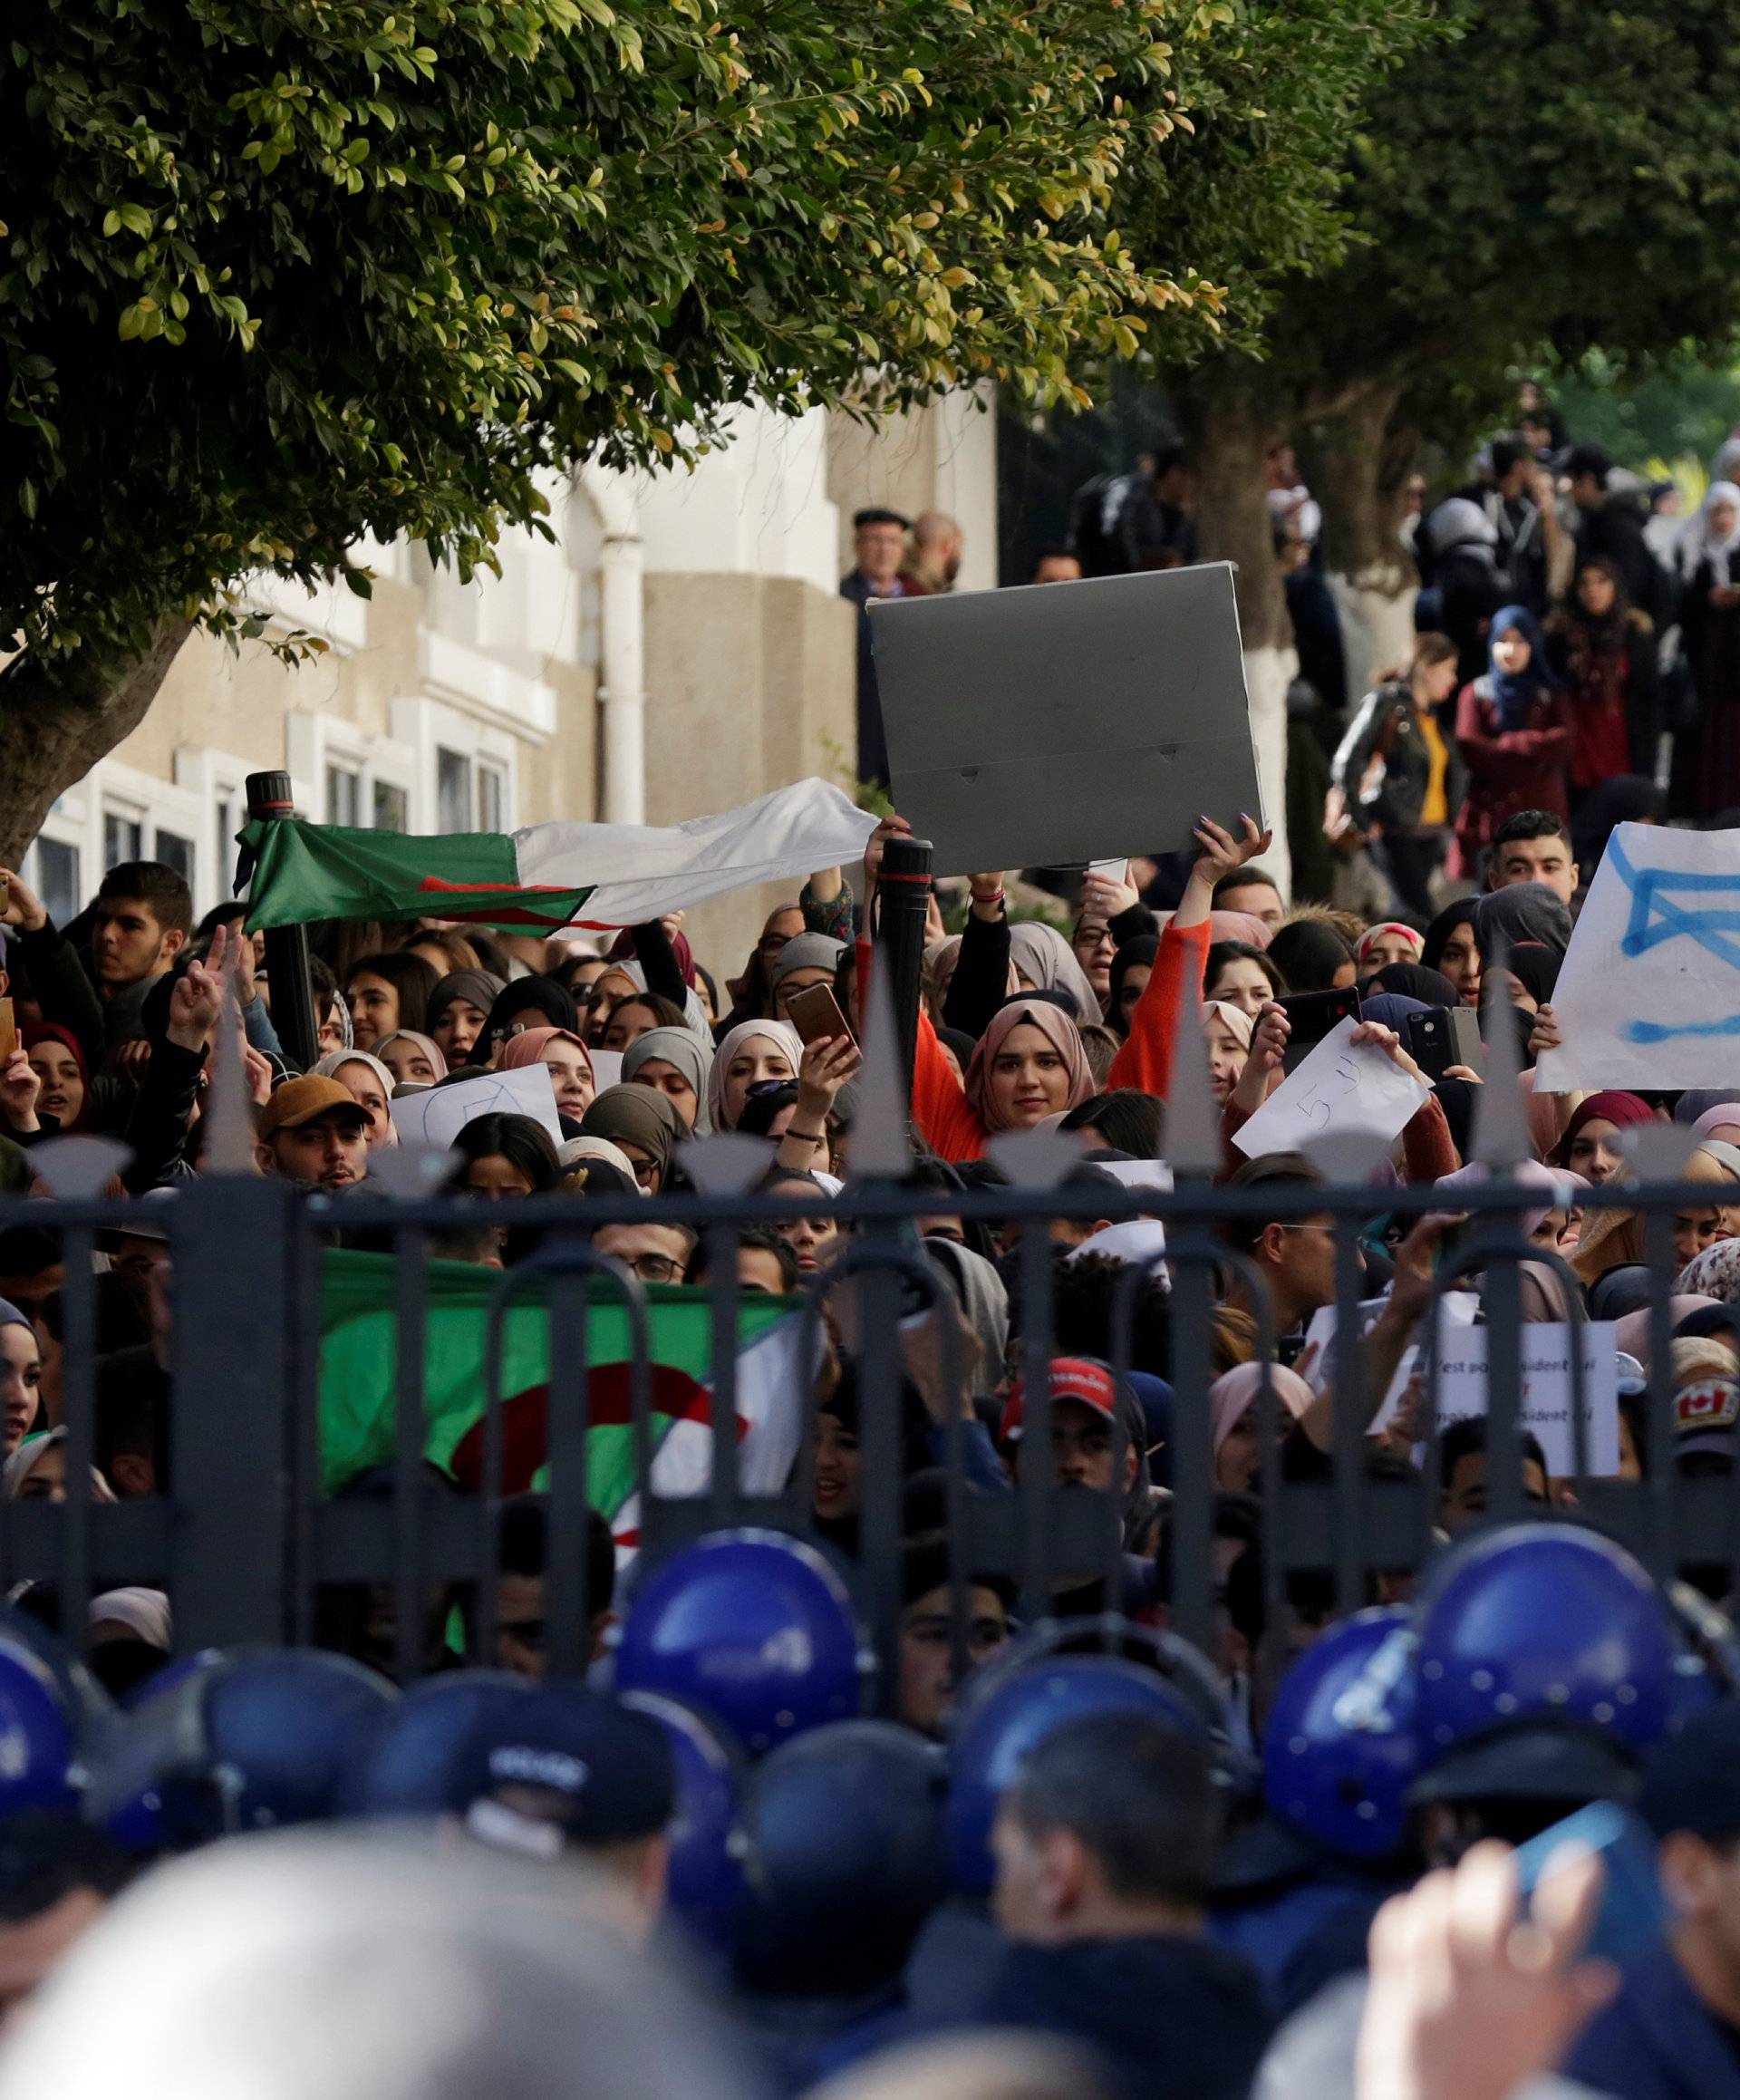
1566,442,1677,636
980,1711,1271,2100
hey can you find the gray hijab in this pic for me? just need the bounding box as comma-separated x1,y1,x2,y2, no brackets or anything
924,1239,1010,1389
1474,881,1573,962
1009,922,1101,1023
622,1026,716,1136
768,934,846,999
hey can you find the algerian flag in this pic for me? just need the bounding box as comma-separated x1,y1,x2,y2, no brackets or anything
244,778,875,934
318,1251,813,1544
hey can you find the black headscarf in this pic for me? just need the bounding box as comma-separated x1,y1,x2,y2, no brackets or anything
1370,961,1462,1009
1422,899,1479,979
1108,936,1159,1040
1434,1076,1477,1165
472,976,580,1065
1265,919,1354,993
1504,943,1561,1008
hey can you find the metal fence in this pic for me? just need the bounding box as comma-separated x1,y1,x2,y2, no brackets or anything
3,1164,1737,1704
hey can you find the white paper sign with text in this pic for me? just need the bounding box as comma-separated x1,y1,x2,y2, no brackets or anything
1232,1017,1429,1160
1428,1321,1620,1477
389,1062,563,1149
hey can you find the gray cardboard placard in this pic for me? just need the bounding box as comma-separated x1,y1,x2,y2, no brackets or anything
867,562,1262,876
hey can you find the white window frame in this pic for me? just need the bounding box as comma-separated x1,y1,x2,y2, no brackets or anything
173,747,256,917
392,696,520,836
284,711,418,847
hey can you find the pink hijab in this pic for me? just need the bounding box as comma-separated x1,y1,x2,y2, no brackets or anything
1202,1000,1254,1048
1210,1362,1315,1451
1692,1104,1740,1141
1614,1295,1722,1368
1208,910,1273,951
498,1027,594,1080
964,1002,1096,1133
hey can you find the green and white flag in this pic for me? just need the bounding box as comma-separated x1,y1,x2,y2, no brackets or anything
317,1250,814,1550
244,777,875,934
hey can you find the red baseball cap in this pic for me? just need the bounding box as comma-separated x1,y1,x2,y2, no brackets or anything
999,1357,1118,1444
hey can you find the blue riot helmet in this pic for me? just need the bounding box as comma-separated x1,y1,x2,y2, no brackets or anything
947,1652,1218,1894
622,1691,748,1952
612,1530,865,1753
953,1615,1237,1761
339,1672,533,1817
1414,1524,1678,1761
1263,1607,1420,1862
733,1719,947,1996
83,1648,398,1848
0,1637,78,1818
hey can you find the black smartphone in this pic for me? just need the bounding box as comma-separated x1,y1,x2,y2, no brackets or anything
1278,987,1362,1073
1406,1005,1483,1081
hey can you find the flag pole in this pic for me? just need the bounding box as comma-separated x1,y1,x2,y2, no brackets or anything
245,771,319,1072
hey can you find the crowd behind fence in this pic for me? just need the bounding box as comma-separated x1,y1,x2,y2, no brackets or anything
4,1163,1735,1708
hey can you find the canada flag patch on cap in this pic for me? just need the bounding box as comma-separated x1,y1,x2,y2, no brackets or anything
1676,1379,1740,1434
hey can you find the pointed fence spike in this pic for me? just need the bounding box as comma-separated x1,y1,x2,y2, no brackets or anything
678,1132,773,1197
986,1126,1081,1191
851,943,915,1182
27,1135,133,1201
1467,934,1532,1172
366,1142,459,1199
1165,972,1223,1179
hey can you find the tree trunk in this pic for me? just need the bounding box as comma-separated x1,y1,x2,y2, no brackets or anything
1177,365,1296,896
0,622,193,866
1303,387,1419,706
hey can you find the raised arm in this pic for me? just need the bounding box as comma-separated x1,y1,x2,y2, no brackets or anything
1106,815,1271,1099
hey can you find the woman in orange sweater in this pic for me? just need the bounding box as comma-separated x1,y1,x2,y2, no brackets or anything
874,814,1272,1163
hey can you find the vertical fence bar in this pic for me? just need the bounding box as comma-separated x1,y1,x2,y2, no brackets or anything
390,1223,429,1684
1329,1215,1368,1620
172,1177,297,1648
1643,1205,1678,1586
856,1244,904,1711
707,1223,741,1522
545,1261,594,1680
1167,1227,1216,1655
55,1224,97,1644
1016,1217,1057,1624
1484,1235,1524,1524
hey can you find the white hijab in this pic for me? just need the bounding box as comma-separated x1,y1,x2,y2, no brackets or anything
1681,479,1740,585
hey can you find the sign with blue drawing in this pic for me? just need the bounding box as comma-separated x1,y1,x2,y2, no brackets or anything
1538,822,1740,1089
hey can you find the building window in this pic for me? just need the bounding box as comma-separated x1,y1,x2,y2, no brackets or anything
35,841,81,930
478,761,507,836
215,797,237,897
372,781,409,834
155,829,195,891
436,748,471,834
103,812,143,870
325,764,362,828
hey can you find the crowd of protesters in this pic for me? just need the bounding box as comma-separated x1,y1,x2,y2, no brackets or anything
0,743,1739,2097
2,403,1740,2100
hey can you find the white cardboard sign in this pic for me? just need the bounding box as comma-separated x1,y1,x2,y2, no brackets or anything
1426,1321,1620,1477
389,1061,563,1148
1540,821,1740,1090
1232,1016,1428,1160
